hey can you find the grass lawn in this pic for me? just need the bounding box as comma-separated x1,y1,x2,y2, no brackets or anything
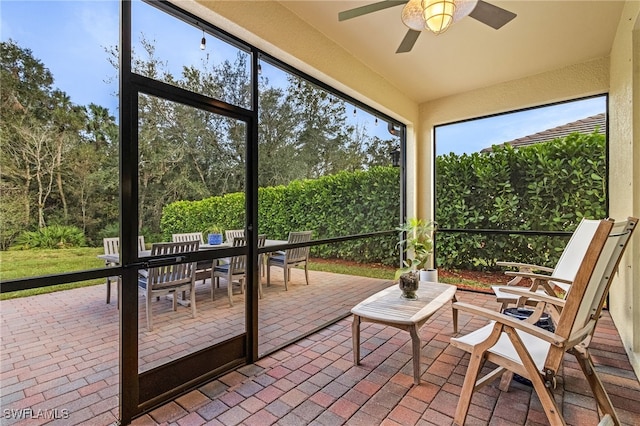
1,248,497,300
0,247,105,300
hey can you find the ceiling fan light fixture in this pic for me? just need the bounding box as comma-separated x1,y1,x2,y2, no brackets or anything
422,0,456,34
402,0,479,34
401,0,426,31
453,0,479,22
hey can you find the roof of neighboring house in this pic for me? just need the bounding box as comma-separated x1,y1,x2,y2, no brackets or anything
481,113,606,153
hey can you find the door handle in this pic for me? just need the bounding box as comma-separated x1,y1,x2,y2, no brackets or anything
145,256,187,268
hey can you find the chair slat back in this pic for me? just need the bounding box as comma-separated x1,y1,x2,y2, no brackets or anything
550,218,601,291
172,232,204,244
258,234,267,248
229,237,247,273
148,241,198,290
103,237,119,256
103,236,145,254
225,229,245,244
286,231,312,262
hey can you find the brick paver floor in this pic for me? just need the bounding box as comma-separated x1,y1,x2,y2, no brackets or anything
2,274,639,425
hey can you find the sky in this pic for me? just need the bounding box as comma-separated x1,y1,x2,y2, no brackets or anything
2,1,606,155
436,96,606,155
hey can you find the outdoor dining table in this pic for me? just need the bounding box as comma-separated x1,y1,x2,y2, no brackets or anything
97,239,289,306
97,239,289,264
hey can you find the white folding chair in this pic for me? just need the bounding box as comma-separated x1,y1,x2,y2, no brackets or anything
451,217,636,426
492,218,601,312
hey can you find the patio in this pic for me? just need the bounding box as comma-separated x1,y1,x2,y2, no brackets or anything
1,270,639,425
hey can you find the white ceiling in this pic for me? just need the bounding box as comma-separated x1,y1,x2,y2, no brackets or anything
277,1,625,104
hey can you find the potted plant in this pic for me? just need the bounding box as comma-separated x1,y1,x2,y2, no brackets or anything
395,218,437,298
205,225,224,245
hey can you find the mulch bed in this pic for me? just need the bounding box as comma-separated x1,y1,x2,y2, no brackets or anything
311,258,514,293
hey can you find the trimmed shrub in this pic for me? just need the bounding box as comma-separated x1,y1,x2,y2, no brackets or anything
161,166,402,265
435,131,606,269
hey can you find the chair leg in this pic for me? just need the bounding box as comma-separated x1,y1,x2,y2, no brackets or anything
116,277,121,310
106,277,111,304
211,271,215,300
228,273,234,307
499,371,515,392
214,276,220,299
284,266,289,291
505,328,564,425
454,346,485,425
304,264,309,285
146,296,153,331
190,285,196,319
573,347,621,424
266,263,271,286
528,368,564,424
451,294,458,333
454,324,503,425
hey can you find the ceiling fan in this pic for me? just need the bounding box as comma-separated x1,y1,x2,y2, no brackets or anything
338,0,516,53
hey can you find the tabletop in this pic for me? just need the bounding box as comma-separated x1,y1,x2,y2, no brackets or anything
98,239,288,263
351,281,457,326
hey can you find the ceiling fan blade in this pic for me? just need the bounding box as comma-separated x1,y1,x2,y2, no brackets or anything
468,0,516,30
396,30,420,53
339,1,407,21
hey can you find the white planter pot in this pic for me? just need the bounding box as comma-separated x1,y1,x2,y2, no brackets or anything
419,269,438,282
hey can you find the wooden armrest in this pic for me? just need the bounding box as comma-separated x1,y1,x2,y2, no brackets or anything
453,302,565,347
496,261,553,273
504,271,573,285
498,287,567,307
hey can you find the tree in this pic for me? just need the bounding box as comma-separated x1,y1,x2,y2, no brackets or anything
1,40,69,229
68,104,118,241
1,40,119,245
1,40,56,227
286,77,358,178
257,85,302,186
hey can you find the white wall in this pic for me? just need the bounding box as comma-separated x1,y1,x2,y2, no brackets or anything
416,57,609,219
607,1,640,376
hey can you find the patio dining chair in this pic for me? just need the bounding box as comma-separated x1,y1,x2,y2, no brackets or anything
492,217,601,313
218,229,245,269
450,217,637,426
138,240,199,331
172,232,214,286
213,236,246,307
225,229,245,243
266,231,312,291
103,235,145,304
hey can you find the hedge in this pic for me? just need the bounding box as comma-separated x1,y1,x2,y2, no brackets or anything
161,131,606,270
435,131,605,269
160,166,402,265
